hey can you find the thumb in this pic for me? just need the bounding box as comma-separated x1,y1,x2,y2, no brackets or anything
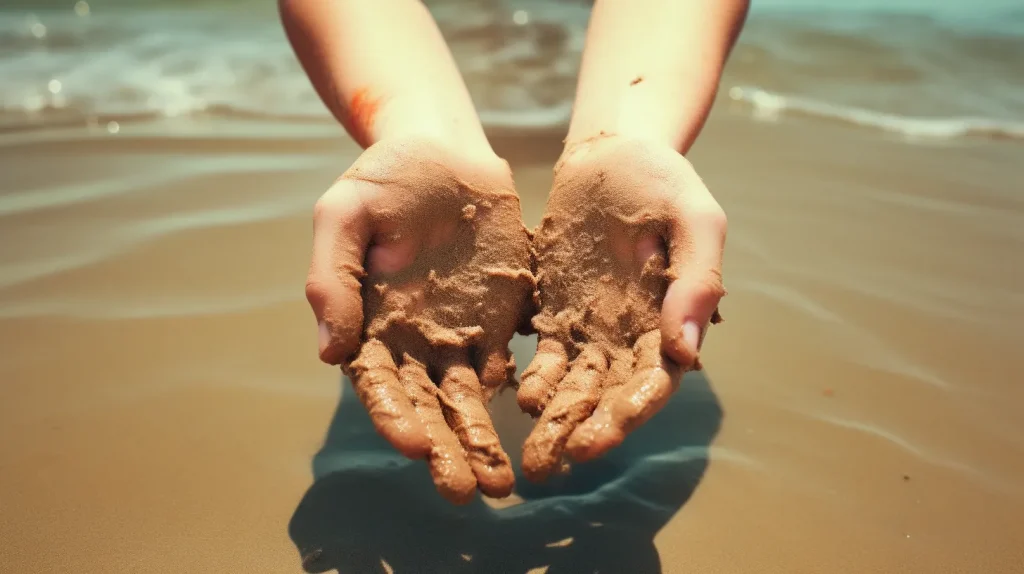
305,179,372,365
660,194,727,370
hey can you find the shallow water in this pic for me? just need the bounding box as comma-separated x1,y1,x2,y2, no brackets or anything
1,113,1022,571
2,0,1023,139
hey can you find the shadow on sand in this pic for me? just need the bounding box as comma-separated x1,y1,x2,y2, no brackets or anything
289,338,722,574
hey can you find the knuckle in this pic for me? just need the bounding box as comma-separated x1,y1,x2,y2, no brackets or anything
707,206,728,233
304,277,329,307
312,195,341,224
671,265,725,302
313,180,360,222
672,188,727,238
311,197,330,223
694,268,726,300
693,201,727,233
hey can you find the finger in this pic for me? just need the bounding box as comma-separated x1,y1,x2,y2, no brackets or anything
605,348,634,392
475,344,515,391
566,331,682,461
306,179,371,365
400,356,477,505
437,352,515,498
660,186,727,369
521,344,607,483
517,337,570,417
346,339,431,459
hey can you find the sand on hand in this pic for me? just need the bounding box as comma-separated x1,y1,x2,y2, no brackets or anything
326,139,535,504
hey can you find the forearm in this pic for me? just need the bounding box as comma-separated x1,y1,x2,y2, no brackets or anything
280,0,490,151
566,0,749,154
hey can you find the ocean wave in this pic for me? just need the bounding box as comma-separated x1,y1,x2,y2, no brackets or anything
728,86,1024,141
1,3,1022,140
0,101,576,135
0,3,586,130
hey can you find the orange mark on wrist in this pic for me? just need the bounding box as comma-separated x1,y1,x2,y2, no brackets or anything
347,87,382,147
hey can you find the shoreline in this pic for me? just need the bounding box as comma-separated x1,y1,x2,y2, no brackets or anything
1,111,1022,572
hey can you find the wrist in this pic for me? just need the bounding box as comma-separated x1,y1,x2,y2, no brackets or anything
564,113,681,158
557,130,677,176
361,95,493,157
368,134,514,192
564,83,713,156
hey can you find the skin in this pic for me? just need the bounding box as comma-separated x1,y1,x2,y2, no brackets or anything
279,0,495,154
317,140,533,503
519,135,727,481
519,0,749,481
280,0,749,498
281,0,530,503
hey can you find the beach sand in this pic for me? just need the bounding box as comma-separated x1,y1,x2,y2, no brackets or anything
1,109,1023,573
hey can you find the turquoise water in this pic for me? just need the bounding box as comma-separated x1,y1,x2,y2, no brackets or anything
1,0,1022,139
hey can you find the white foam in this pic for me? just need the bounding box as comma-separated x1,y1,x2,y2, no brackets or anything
0,6,583,129
2,6,1022,142
729,86,1024,141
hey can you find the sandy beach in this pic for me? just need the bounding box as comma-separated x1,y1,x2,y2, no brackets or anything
3,0,1024,571
1,106,1022,572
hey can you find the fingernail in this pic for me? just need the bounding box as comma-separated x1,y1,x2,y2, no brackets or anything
318,321,331,353
682,320,701,353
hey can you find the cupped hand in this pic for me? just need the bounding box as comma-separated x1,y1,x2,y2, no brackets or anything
518,135,726,482
305,138,535,503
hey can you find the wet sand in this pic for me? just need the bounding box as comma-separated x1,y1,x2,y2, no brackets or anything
1,110,1023,573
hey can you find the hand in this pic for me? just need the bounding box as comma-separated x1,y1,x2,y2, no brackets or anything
518,135,726,482
306,138,535,503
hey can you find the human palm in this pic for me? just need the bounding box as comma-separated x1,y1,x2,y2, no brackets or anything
306,139,534,503
518,136,726,481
